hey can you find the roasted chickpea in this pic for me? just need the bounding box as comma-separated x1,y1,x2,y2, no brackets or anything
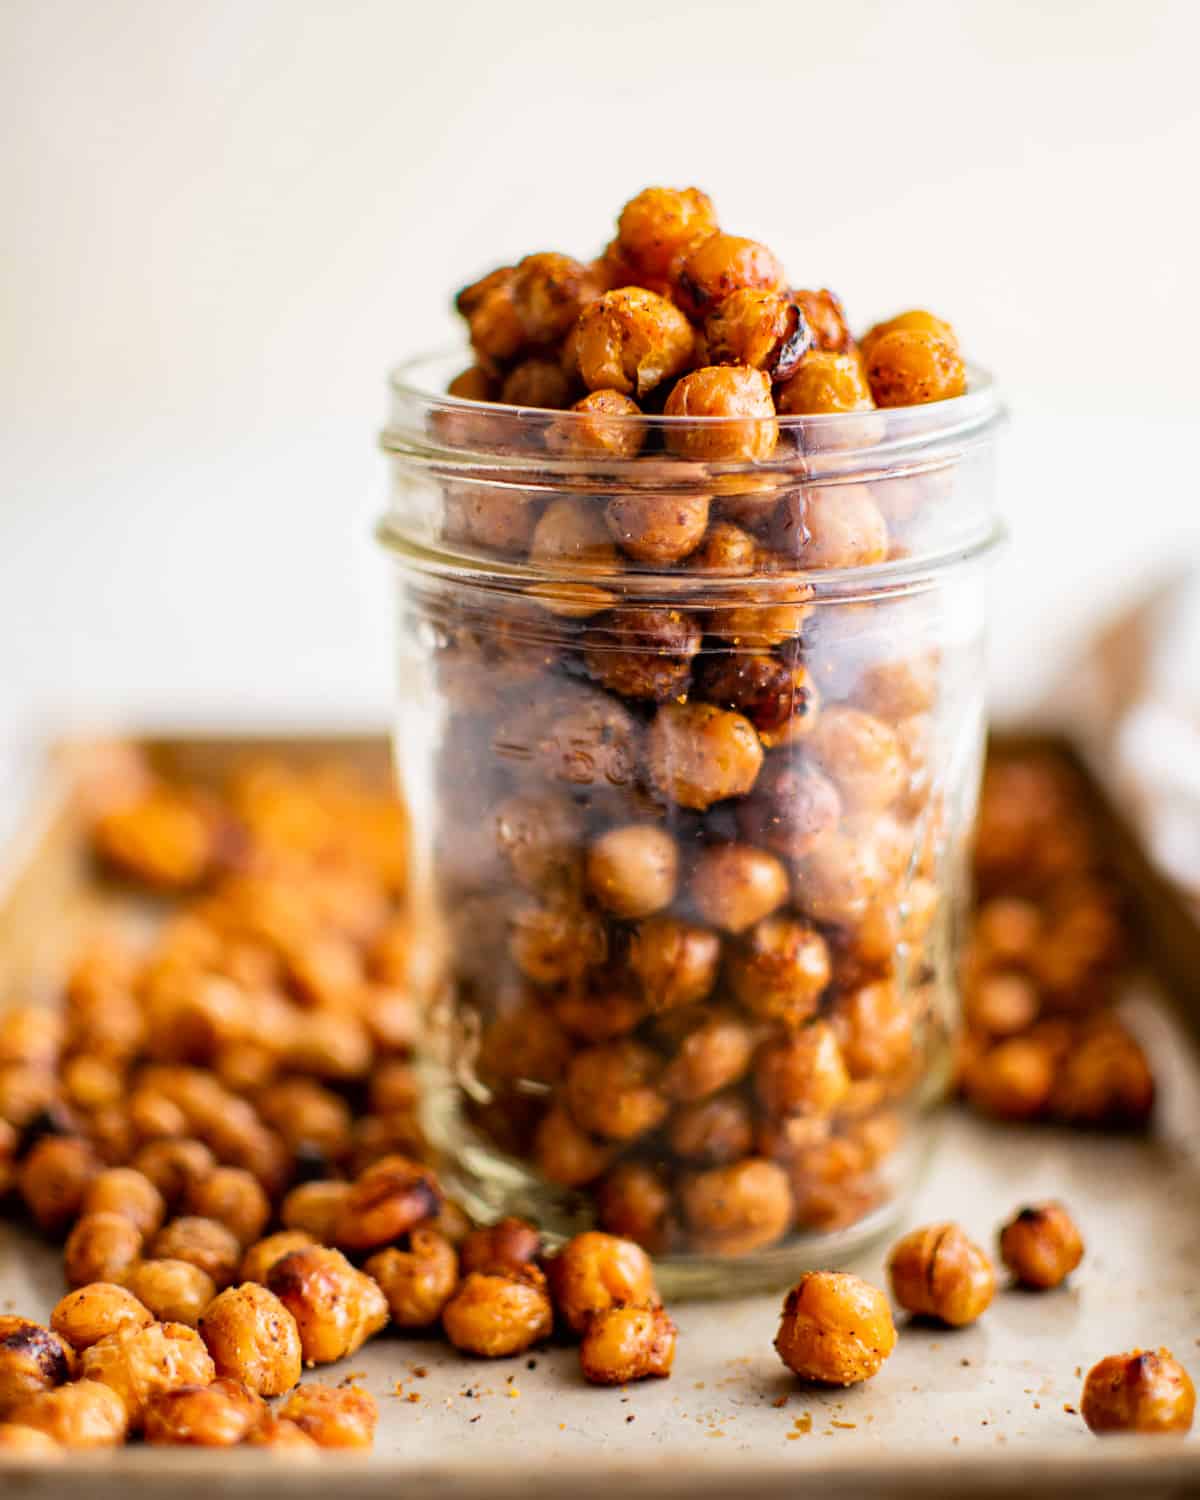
860,309,959,361
0,1423,61,1456
586,825,678,920
92,786,218,889
668,1092,754,1165
0,1317,73,1412
695,653,818,745
458,1217,540,1276
81,1167,165,1238
257,1078,353,1160
831,982,915,1080
546,388,645,459
794,830,885,927
965,971,1040,1037
690,843,788,934
790,289,853,353
806,706,904,813
510,252,596,345
0,1065,58,1129
529,688,640,789
675,233,786,318
595,1162,675,1255
775,1272,896,1385
6,1379,128,1448
131,1138,215,1213
564,1040,668,1143
366,1228,460,1326
0,1116,15,1196
575,287,695,399
333,1153,441,1253
545,1232,657,1334
855,653,938,722
280,1179,351,1241
647,702,763,811
1049,1022,1155,1128
532,1105,616,1188
445,364,495,402
509,900,608,985
148,1216,242,1291
18,1134,98,1234
500,356,573,411
866,324,966,407
444,482,541,557
775,351,873,414
63,1211,143,1288
680,1158,793,1256
1081,1349,1195,1435
663,364,778,464
580,1302,677,1385
184,1166,270,1248
754,1023,850,1119
280,1382,379,1449
124,1258,216,1327
529,496,619,573
442,1265,553,1357
888,1222,995,1327
659,1008,755,1102
736,760,841,862
690,518,758,574
627,915,721,1012
243,1414,319,1452
199,1283,302,1396
616,186,719,281
51,1283,152,1352
238,1232,315,1288
456,264,512,320
998,1201,1084,1290
963,1036,1055,1121
727,916,831,1027
127,1088,188,1142
266,1246,389,1365
60,1055,123,1111
554,984,645,1044
705,289,811,379
604,491,711,566
774,486,890,571
80,1321,215,1429
464,276,524,366
143,1380,257,1447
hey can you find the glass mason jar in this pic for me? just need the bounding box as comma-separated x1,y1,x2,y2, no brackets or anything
379,351,1003,1296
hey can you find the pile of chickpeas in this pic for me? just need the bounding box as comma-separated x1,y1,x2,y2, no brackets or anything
961,748,1155,1128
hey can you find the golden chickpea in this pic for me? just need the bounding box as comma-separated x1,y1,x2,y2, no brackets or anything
257,1078,353,1159
51,1284,152,1352
185,1166,270,1248
0,1117,15,1196
1081,1349,1195,1435
965,971,1039,1037
545,1231,657,1335
595,1162,675,1255
333,1153,441,1253
604,491,711,566
690,518,758,574
586,825,678,920
445,363,495,402
775,351,874,415
580,1303,677,1386
998,1201,1084,1290
0,1065,58,1129
554,985,645,1044
511,252,597,345
963,1036,1055,1121
1049,1022,1155,1129
63,1211,143,1288
280,1180,351,1241
367,1057,422,1117
266,1246,389,1365
442,1265,553,1357
80,1321,215,1429
690,843,788,934
754,1022,850,1119
510,900,607,986
794,829,885,927
888,1222,995,1327
659,1008,755,1102
61,1055,123,1111
575,287,695,399
6,1379,128,1448
131,1138,215,1212
127,1088,188,1142
280,1382,379,1450
860,309,959,362
616,186,719,281
18,1134,98,1234
727,916,831,1027
92,786,218,890
705,289,811,379
663,364,778,464
199,1283,302,1397
806,706,904,813
791,289,853,353
831,981,915,1079
737,760,841,862
124,1258,216,1327
675,233,786,318
546,389,645,459
529,496,619,573
240,1232,315,1287
679,1158,793,1256
456,263,512,320
286,1010,373,1082
148,1216,242,1291
647,702,763,811
243,1414,319,1452
627,915,720,1012
866,325,966,408
0,1423,61,1456
366,1228,460,1326
775,1272,896,1385
0,1318,73,1412
855,653,938,722
564,1040,668,1142
465,278,524,366
81,1167,165,1238
532,1105,616,1188
668,1092,754,1165
458,1217,540,1276
500,356,574,410
143,1381,256,1447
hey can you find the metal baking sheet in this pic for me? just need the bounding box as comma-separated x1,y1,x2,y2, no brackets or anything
1,734,1198,1499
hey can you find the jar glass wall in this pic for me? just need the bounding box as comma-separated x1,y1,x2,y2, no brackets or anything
380,352,1003,1296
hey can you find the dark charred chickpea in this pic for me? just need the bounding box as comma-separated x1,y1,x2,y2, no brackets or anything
6,1379,128,1448
695,653,819,745
529,496,619,573
280,1383,378,1449
806,706,904,813
663,365,778,463
366,1229,460,1327
647,702,763,811
616,186,719,281
775,351,873,415
586,825,678,920
580,1303,677,1385
80,1167,165,1238
143,1381,256,1447
124,1258,216,1327
564,1041,668,1143
63,1212,143,1288
668,1092,754,1165
0,1423,61,1456
963,1036,1056,1121
18,1135,98,1235
575,287,695,399
775,1272,896,1385
199,1283,302,1397
458,1217,540,1276
690,843,789,934
583,606,702,701
866,325,966,407
1081,1349,1195,1435
510,252,596,346
888,1222,996,1326
546,388,645,459
792,289,854,353
545,1232,657,1335
680,1158,793,1256
148,1216,241,1292
186,1167,270,1248
705,289,811,379
627,915,721,1012
659,1008,755,1102
675,233,787,318
690,519,758,575
51,1284,152,1352
604,491,711,566
80,1321,215,1429
333,1154,441,1253
737,760,841,861
500,356,573,411
754,1023,850,1118
999,1202,1084,1290
532,1105,616,1188
595,1163,675,1255
241,1231,317,1286
280,1180,351,1241
0,1317,74,1411
266,1246,389,1365
442,1265,553,1357
131,1138,215,1214
727,916,831,1027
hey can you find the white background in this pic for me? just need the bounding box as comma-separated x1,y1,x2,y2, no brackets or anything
2,0,1198,768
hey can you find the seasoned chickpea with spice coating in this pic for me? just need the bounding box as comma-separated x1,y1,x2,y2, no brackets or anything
199,1283,302,1396
79,1166,164,1237
124,1258,216,1327
1081,1349,1195,1435
80,1321,215,1429
680,1158,793,1256
131,1138,215,1213
266,1246,389,1365
333,1153,441,1252
546,389,645,459
604,491,711,566
365,1228,460,1326
586,825,678,919
18,1135,97,1235
532,1105,616,1188
51,1284,152,1352
280,1179,351,1241
675,233,787,318
791,289,853,353
280,1383,379,1449
64,1212,143,1288
575,287,695,399
727,915,831,1027
647,701,763,811
754,1022,850,1119
0,1318,74,1412
148,1216,241,1291
658,1008,755,1102
616,186,719,281
241,1231,317,1286
510,252,597,346
775,351,873,415
595,1162,675,1255
628,915,720,1011
0,1423,61,1456
500,356,573,410
580,1303,677,1386
6,1380,128,1449
737,760,841,861
458,1217,539,1276
142,1381,258,1447
888,1222,995,1326
705,289,811,379
668,1092,753,1165
775,1272,896,1385
664,365,778,464
564,1040,668,1142
546,1232,657,1334
962,1035,1056,1121
442,1265,553,1357
695,653,818,745
998,1201,1084,1289
690,843,789,934
866,323,966,408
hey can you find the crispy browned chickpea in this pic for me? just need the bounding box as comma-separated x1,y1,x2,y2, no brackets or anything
532,1105,616,1188
457,1217,539,1277
965,971,1039,1036
830,982,914,1079
81,1166,165,1238
727,915,831,1027
790,289,853,353
61,1055,123,1111
510,900,608,985
0,1064,58,1128
554,985,645,1044
1081,1349,1195,1435
695,653,818,746
280,1179,351,1241
860,309,959,362
998,1201,1084,1290
127,1089,188,1142
754,1022,850,1120
0,1005,61,1069
963,1036,1055,1121
888,1222,995,1327
6,1379,128,1448
500,356,574,410
0,1317,74,1412
244,1414,320,1452
444,481,542,557
806,706,904,813
580,1303,677,1385
564,1040,668,1142
668,1092,753,1165
679,1158,793,1255
267,1246,389,1365
866,325,966,408
775,351,873,414
604,491,711,566
616,186,719,281
199,1283,302,1396
124,1258,216,1327
148,1216,242,1291
465,277,524,367
546,389,645,459
280,1382,378,1449
143,1380,257,1447
647,701,763,811
794,829,887,927
689,844,788,934
18,1134,98,1234
510,252,597,346
586,825,678,920
627,915,720,1012
185,1167,270,1248
529,495,619,573
675,233,786,318
775,486,890,571
690,518,758,574
63,1211,143,1288
365,1228,460,1327
545,1231,657,1334
446,364,495,403
51,1284,152,1352
0,1423,61,1456
131,1137,215,1212
575,287,695,399
659,1008,755,1102
456,264,512,320
736,760,841,863
80,1321,215,1429
333,1153,441,1252
595,1162,675,1255
240,1232,316,1288
257,1078,353,1160
705,289,811,380
663,364,778,463
775,1272,896,1385
1049,1022,1155,1128
442,1265,553,1357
